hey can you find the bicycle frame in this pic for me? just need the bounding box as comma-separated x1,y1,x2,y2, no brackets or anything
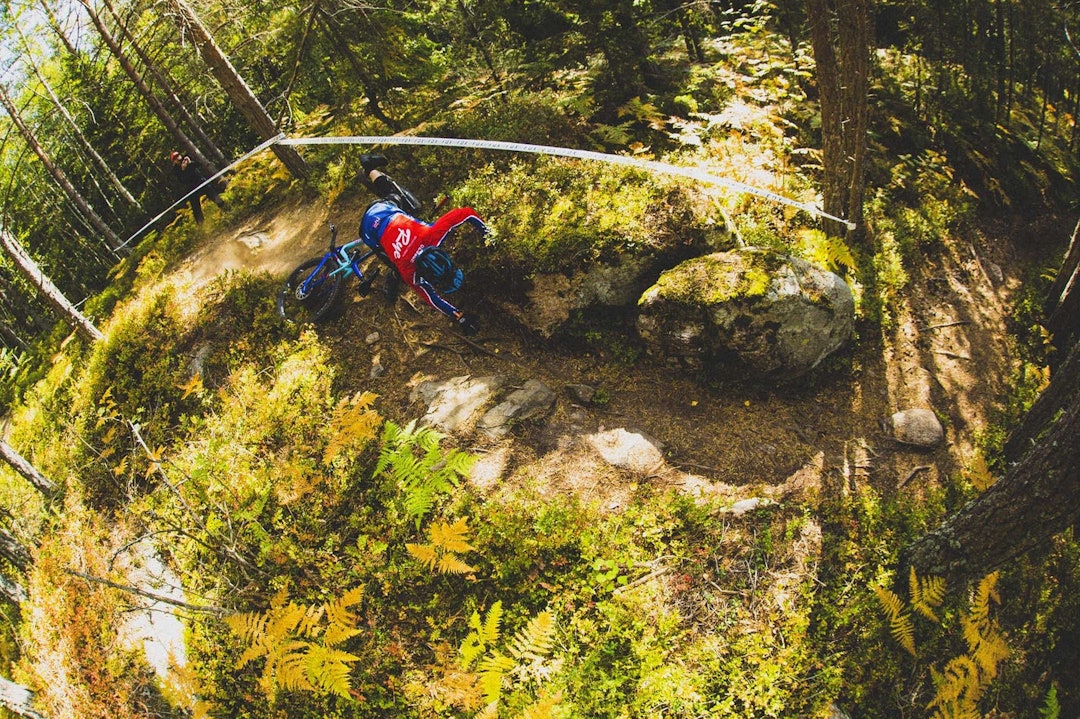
297,223,379,295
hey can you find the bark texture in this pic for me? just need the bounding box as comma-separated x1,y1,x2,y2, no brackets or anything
0,230,102,345
169,0,310,179
903,339,1080,588
805,0,871,241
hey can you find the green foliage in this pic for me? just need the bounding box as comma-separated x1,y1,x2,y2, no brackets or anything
453,157,699,273
374,420,474,527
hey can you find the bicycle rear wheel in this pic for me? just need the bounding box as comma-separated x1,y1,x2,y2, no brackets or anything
278,257,343,323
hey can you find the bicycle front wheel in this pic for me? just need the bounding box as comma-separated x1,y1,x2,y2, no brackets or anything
278,257,343,323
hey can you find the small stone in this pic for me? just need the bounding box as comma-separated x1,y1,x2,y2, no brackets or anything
885,408,944,448
365,332,381,345
724,497,773,516
587,427,665,474
567,384,597,404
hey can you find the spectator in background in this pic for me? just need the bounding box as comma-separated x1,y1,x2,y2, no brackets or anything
169,150,226,224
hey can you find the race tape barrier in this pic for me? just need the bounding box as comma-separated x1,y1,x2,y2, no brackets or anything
119,131,854,251
278,134,857,231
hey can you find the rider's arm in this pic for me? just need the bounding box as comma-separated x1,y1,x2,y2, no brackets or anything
410,276,462,320
427,207,487,246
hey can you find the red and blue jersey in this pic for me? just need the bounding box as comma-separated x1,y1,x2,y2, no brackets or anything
361,200,486,318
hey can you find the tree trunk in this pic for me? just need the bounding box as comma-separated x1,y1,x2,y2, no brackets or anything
903,336,1080,589
0,85,124,253
0,528,32,570
0,273,49,333
0,573,27,605
168,0,310,180
100,0,227,165
75,0,218,178
0,676,46,719
805,0,872,242
455,0,503,90
0,229,103,345
14,22,143,212
1043,218,1080,353
316,10,399,131
39,0,79,57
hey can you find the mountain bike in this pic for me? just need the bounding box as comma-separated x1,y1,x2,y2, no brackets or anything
277,222,384,323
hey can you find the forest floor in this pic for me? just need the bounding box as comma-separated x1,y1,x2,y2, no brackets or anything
174,192,1070,511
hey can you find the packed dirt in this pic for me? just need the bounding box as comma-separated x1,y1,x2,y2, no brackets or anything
174,195,1070,508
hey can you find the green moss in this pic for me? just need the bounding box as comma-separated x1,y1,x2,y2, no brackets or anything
647,250,778,306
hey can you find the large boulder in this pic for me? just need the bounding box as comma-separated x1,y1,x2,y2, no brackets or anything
636,248,854,380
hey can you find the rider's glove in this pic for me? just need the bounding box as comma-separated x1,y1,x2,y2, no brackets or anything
457,313,479,336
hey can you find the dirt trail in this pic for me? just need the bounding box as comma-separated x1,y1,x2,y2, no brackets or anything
175,198,1055,506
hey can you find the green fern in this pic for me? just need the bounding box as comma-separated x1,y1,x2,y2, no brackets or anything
1040,684,1060,719
455,603,559,713
375,420,475,526
798,228,857,275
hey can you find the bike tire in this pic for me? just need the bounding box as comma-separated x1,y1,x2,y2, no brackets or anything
278,257,343,323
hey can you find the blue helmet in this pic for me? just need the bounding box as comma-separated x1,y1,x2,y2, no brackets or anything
414,246,463,293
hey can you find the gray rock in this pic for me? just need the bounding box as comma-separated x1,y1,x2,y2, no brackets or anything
884,408,944,448
410,375,511,433
636,248,854,380
566,384,597,404
722,497,773,516
477,380,557,438
586,427,665,474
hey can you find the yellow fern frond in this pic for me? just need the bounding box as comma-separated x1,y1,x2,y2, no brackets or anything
440,669,484,712
481,601,503,645
406,542,440,571
269,585,291,609
461,602,503,668
910,567,946,623
963,453,996,491
478,647,516,670
267,602,308,641
323,391,381,465
224,610,264,644
323,621,362,647
522,690,563,719
179,373,204,399
972,630,1009,682
509,611,556,662
874,585,916,655
275,649,315,693
296,604,325,638
438,554,477,574
430,517,475,554
928,655,980,711
479,657,510,704
475,701,499,719
325,586,364,629
970,572,1000,623
305,644,359,698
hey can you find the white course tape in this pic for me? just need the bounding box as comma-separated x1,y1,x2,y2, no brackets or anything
117,133,287,251
278,134,856,231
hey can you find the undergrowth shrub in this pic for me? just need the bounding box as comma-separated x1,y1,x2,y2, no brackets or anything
19,502,169,719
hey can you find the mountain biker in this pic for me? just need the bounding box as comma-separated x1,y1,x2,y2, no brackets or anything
358,154,485,336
